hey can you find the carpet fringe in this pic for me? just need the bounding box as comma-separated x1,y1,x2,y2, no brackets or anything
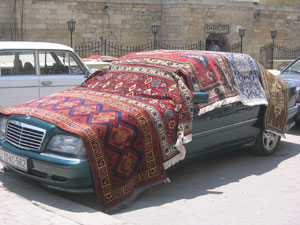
265,129,286,138
198,95,241,116
106,177,170,214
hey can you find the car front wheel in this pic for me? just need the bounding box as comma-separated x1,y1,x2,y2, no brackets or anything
250,130,281,156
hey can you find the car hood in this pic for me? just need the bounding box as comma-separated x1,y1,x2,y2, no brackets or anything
278,74,300,87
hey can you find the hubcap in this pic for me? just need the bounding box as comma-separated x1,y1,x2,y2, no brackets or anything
262,131,279,151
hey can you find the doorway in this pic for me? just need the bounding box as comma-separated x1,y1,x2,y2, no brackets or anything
205,33,229,51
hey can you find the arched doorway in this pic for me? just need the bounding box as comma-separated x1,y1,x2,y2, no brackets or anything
205,33,229,51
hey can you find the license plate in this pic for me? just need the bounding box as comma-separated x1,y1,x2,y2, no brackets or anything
0,150,28,172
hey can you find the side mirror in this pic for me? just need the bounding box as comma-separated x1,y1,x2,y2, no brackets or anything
193,92,209,104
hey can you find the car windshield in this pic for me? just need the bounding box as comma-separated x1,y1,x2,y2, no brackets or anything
283,58,300,75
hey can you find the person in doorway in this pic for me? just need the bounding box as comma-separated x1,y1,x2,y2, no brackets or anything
210,41,220,51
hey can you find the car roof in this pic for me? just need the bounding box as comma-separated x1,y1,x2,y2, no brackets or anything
0,41,74,52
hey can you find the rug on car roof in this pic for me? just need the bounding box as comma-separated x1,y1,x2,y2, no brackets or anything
117,50,287,134
116,50,268,114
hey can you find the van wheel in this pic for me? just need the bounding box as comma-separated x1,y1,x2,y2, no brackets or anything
250,130,281,156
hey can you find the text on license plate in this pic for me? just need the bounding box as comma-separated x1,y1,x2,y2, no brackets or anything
0,150,28,172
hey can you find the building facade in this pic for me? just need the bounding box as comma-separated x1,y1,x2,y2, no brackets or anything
1,0,299,59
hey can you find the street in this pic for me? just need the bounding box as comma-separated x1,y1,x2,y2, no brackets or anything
1,125,300,225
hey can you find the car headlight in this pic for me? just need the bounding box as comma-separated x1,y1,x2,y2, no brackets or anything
47,135,86,156
0,115,9,135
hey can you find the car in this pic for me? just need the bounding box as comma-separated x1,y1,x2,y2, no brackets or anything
0,41,92,109
277,56,300,119
0,50,299,212
81,55,115,72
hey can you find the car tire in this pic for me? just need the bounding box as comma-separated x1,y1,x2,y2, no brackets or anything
250,130,281,156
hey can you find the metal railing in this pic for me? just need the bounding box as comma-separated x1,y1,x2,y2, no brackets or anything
156,40,205,51
75,39,154,58
75,39,240,58
225,42,241,53
259,42,300,69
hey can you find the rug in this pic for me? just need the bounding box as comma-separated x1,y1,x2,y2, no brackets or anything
0,65,193,212
257,63,288,135
223,53,268,106
117,50,241,115
79,65,194,167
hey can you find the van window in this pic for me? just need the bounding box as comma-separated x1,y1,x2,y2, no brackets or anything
0,51,35,76
38,51,84,75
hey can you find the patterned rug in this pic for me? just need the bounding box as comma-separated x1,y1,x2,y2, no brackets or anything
118,50,286,134
257,63,288,135
0,65,193,212
223,53,268,106
117,50,241,115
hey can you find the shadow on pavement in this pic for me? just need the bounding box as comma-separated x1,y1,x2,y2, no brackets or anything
1,126,300,214
116,125,300,213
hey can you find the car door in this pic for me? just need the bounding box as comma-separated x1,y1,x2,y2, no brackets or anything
37,50,86,98
230,102,264,146
185,104,233,158
0,50,39,109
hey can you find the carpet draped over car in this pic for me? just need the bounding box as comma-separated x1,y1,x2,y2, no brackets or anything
0,65,194,212
116,50,288,135
0,50,288,212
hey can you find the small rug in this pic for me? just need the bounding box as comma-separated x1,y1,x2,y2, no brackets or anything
257,63,288,135
223,53,268,106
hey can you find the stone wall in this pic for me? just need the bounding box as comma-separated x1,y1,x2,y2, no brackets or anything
0,1,13,41
0,0,299,60
158,1,300,59
0,0,163,45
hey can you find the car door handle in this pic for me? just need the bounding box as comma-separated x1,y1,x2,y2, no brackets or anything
41,80,52,86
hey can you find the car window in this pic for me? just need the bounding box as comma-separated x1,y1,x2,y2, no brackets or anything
38,51,84,75
285,58,300,74
0,51,35,76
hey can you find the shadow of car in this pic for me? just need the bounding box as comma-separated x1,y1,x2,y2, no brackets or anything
0,50,299,212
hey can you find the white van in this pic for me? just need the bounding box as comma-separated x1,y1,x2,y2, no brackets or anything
0,42,92,109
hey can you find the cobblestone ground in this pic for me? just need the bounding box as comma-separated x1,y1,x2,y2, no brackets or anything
0,193,79,225
0,165,80,225
0,164,128,225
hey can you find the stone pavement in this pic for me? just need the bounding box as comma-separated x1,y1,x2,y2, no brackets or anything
0,164,129,225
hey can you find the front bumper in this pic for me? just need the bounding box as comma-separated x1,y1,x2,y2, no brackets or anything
0,139,94,193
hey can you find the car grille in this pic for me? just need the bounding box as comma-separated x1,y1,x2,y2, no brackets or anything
5,120,46,152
